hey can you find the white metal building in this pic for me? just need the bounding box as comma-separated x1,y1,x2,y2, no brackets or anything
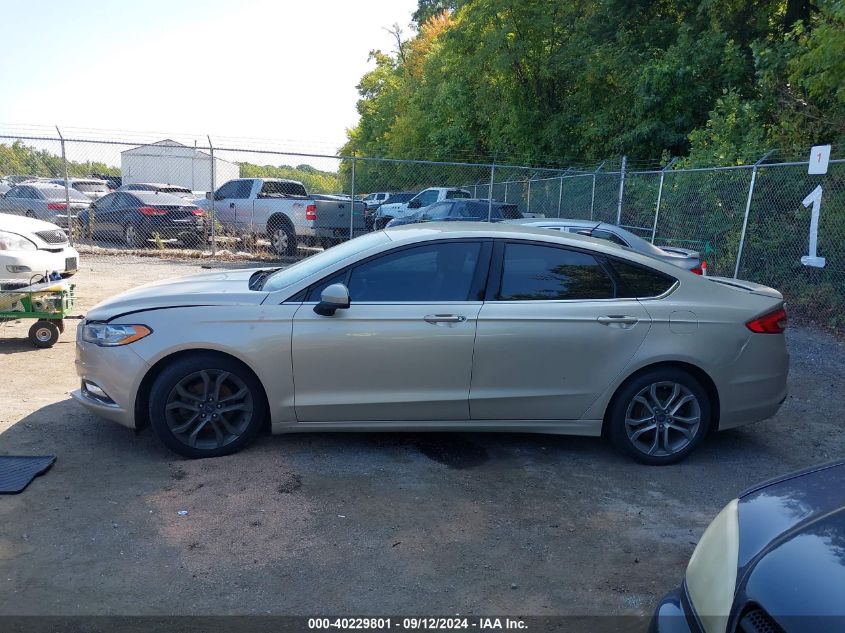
120,140,239,192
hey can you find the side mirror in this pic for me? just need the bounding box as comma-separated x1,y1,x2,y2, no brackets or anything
314,283,350,316
408,199,421,209
206,191,214,200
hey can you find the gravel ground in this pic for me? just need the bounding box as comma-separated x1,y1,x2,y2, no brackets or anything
0,254,843,617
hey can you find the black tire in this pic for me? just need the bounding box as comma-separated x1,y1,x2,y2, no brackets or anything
375,217,391,230
149,353,267,459
29,320,60,348
124,222,147,248
606,367,711,465
268,220,297,256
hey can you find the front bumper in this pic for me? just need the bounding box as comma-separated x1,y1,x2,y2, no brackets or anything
1,246,79,279
73,334,151,429
649,587,702,633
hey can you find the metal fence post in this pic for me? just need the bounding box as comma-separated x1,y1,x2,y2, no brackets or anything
527,177,532,214
651,157,677,243
734,150,773,279
55,126,73,245
349,152,356,240
557,168,572,218
590,162,604,220
207,135,216,256
616,155,627,225
504,181,509,204
487,161,496,222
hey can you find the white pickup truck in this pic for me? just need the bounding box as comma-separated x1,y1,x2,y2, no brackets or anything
373,187,471,229
198,178,363,256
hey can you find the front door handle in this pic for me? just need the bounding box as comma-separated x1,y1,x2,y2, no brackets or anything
229,202,235,208
597,315,639,327
424,314,466,324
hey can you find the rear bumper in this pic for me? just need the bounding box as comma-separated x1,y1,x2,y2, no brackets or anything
717,334,789,430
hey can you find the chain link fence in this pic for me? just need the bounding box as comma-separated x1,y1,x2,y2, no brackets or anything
0,129,842,326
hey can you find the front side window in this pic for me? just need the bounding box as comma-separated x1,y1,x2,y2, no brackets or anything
216,180,252,200
498,243,614,301
346,242,482,302
416,189,440,207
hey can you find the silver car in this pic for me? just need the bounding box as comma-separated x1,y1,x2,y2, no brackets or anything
49,178,110,201
510,219,704,273
72,224,788,463
0,182,91,227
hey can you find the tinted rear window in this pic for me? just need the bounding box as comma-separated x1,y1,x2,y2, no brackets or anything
42,187,89,201
74,181,108,193
132,191,192,206
386,193,414,203
260,181,307,197
446,190,471,199
499,243,614,300
609,259,676,298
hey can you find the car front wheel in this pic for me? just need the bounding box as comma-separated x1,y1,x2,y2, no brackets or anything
149,354,267,458
607,367,711,465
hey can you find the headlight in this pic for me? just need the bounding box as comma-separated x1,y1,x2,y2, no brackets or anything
685,498,740,633
0,231,37,251
81,323,152,346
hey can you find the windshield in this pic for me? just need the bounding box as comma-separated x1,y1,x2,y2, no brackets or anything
263,232,391,292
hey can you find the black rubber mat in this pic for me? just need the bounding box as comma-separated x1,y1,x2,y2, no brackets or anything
0,455,56,494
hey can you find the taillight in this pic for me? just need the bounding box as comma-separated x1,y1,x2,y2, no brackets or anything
306,204,317,221
47,202,67,210
189,207,204,216
746,308,787,334
690,261,707,276
138,206,168,216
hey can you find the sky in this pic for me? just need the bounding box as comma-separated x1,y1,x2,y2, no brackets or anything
0,0,418,155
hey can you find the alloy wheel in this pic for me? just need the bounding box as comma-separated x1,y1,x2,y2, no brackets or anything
624,381,701,457
164,369,254,450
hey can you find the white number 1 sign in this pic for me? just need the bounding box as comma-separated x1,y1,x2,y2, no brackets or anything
801,185,826,268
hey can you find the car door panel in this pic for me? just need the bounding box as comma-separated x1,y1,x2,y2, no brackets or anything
292,302,482,422
291,240,488,423
469,240,652,420
470,300,651,420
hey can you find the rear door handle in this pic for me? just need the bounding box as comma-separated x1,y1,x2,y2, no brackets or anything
424,314,466,324
229,202,235,208
597,315,639,326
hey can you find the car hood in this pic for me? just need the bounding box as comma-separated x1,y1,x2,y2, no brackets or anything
0,212,65,234
731,460,845,626
86,268,269,320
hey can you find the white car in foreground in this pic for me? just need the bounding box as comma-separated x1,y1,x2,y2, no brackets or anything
0,213,79,282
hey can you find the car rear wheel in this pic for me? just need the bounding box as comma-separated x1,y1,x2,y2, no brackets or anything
124,222,147,248
607,367,711,465
269,223,297,256
149,354,267,458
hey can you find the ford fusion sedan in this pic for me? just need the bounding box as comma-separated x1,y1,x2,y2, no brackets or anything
72,223,788,462
0,213,79,281
650,459,845,633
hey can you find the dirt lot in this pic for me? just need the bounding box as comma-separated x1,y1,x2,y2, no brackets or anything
1,255,843,617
